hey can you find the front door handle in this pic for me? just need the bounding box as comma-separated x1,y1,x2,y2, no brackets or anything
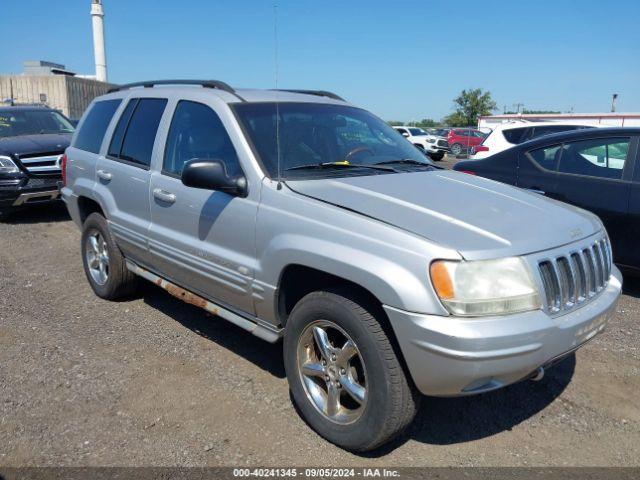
153,188,176,204
97,169,112,181
526,188,546,195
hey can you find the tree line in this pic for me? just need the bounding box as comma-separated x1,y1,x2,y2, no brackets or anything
388,88,559,128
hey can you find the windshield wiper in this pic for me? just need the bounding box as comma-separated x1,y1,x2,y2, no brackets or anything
374,159,432,167
285,161,395,172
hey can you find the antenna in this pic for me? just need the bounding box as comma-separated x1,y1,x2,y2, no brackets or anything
274,3,283,190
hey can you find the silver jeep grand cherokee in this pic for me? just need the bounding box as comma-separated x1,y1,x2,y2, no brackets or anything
61,80,622,451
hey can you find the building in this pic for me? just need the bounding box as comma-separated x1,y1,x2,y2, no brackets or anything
478,112,640,130
0,60,113,121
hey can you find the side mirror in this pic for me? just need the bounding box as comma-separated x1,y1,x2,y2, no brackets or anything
181,159,247,197
401,132,410,138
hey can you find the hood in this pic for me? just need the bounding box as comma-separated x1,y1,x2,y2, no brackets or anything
0,133,72,157
286,170,602,260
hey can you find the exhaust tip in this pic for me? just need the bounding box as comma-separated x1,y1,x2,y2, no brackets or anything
530,366,545,382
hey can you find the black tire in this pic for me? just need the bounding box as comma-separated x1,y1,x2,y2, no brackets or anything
0,208,12,222
450,143,463,156
284,289,419,452
429,152,444,161
81,212,138,300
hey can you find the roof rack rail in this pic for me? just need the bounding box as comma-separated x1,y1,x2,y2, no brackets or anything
276,89,346,101
108,79,236,95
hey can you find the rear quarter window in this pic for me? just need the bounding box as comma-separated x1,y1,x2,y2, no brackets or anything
502,127,530,144
72,99,122,153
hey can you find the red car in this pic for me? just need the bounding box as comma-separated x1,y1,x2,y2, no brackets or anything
447,128,485,156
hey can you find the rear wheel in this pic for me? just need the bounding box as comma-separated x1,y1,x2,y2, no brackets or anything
284,289,419,451
450,143,463,156
81,212,138,299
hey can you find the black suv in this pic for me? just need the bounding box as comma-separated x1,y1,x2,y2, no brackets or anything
454,127,640,273
0,106,75,218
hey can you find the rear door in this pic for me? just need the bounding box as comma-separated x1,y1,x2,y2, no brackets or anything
517,142,562,197
553,135,635,265
95,97,168,265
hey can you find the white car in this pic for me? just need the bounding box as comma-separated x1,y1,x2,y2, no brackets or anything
470,122,593,159
393,126,448,161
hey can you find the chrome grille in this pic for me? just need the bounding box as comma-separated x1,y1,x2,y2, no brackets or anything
538,238,611,314
18,154,62,175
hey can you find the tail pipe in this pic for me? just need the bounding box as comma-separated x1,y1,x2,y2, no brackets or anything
530,366,545,382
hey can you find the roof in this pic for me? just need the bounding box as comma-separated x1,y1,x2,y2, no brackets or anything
0,105,55,112
480,112,640,120
488,120,596,130
102,80,350,105
516,126,640,148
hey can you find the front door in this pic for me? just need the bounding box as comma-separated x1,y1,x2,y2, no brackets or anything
148,99,257,315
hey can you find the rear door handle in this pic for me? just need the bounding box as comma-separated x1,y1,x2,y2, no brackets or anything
97,169,112,181
153,188,176,204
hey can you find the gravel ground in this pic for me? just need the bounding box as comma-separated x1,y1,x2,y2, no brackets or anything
0,200,638,467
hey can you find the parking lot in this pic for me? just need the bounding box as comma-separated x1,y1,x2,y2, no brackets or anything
0,178,639,466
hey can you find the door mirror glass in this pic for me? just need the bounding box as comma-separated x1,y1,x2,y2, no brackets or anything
181,159,247,197
401,132,409,137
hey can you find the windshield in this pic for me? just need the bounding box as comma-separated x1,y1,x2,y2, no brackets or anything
408,128,427,136
233,103,431,179
0,109,75,138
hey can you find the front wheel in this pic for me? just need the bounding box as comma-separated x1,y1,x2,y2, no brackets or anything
0,208,13,222
429,152,445,161
284,289,419,451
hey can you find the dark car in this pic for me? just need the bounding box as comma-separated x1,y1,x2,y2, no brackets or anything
454,127,640,273
0,106,74,218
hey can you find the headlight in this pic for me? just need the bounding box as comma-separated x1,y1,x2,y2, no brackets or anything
0,156,20,174
430,257,541,316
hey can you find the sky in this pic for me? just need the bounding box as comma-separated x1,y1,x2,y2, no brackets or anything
1,0,639,121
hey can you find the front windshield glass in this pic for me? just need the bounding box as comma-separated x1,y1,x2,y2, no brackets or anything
0,109,75,138
409,128,427,136
233,103,431,179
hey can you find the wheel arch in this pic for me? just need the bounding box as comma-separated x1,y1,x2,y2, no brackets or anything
77,196,107,224
276,264,388,327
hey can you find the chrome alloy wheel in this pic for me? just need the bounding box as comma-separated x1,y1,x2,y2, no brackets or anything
85,231,109,285
297,320,368,424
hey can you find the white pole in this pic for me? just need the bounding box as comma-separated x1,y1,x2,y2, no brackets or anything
91,0,107,83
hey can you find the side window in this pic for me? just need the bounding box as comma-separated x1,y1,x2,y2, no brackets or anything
108,98,167,168
72,99,121,153
530,125,574,139
527,144,562,171
558,137,630,180
163,101,240,177
107,99,137,158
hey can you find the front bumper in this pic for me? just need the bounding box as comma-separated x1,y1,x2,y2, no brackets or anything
425,143,449,153
0,177,60,209
385,266,622,396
